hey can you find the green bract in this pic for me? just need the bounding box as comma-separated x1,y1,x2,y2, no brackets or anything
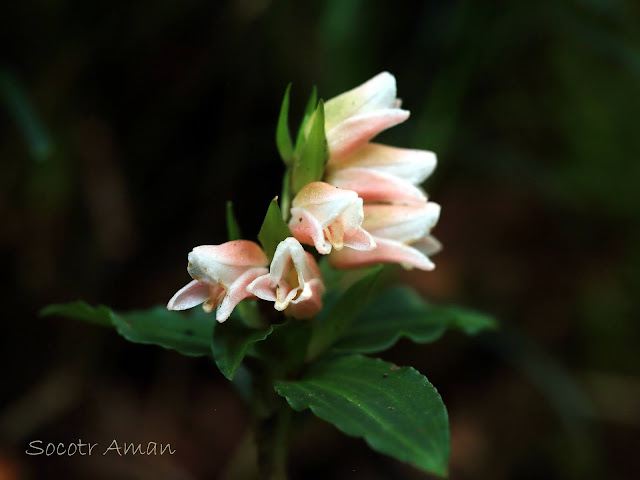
257,197,291,261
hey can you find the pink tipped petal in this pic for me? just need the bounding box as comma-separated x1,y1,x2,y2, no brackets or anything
188,240,269,286
285,279,325,319
291,181,357,209
324,72,398,131
327,109,410,161
412,235,443,257
328,143,437,184
289,207,331,254
342,226,377,251
190,241,268,268
329,237,436,271
326,167,427,204
216,267,269,322
362,202,441,243
167,280,211,311
246,274,277,302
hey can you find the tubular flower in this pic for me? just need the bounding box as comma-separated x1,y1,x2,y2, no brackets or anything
329,202,441,271
247,237,325,319
325,142,437,205
288,181,376,255
323,72,409,162
167,240,269,322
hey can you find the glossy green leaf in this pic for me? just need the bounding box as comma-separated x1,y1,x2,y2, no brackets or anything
276,83,294,164
226,201,242,241
41,302,214,357
275,354,449,476
111,307,213,356
257,197,291,261
306,266,382,361
333,286,497,354
291,100,327,194
294,85,318,153
212,320,274,380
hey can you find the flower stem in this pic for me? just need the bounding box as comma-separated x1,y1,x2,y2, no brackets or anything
255,397,292,480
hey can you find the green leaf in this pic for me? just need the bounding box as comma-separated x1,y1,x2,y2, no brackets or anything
212,320,274,380
306,266,382,361
333,286,497,354
443,304,498,335
112,307,213,356
257,197,291,261
294,85,318,153
291,100,327,194
41,302,215,357
226,201,242,241
275,354,449,476
40,301,113,327
276,83,294,164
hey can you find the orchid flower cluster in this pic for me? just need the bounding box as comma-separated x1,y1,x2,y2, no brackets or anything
167,72,441,324
44,72,496,479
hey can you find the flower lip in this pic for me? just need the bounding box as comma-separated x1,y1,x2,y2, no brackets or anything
246,237,325,318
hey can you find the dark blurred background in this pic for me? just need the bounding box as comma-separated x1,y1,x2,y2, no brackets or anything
2,0,639,478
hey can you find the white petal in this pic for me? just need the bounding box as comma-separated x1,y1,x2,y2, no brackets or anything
363,203,440,243
216,267,268,322
328,142,437,185
324,72,398,131
167,280,210,311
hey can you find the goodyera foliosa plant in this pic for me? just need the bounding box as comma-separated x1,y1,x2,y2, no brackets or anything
44,73,496,479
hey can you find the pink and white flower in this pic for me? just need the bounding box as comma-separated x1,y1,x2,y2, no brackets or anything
288,181,376,255
329,202,441,271
325,142,437,205
247,237,325,319
167,240,269,322
323,72,409,161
